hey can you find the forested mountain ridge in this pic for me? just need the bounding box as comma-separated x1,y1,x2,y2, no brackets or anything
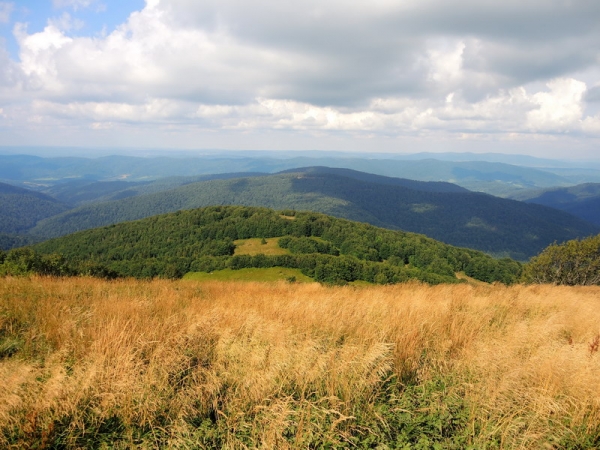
32,205,522,284
40,172,268,207
277,167,470,193
0,182,70,235
29,169,598,260
510,183,600,226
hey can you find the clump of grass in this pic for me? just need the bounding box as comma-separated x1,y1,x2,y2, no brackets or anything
0,277,600,447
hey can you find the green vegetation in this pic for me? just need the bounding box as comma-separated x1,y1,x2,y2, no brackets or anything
234,237,289,256
523,234,600,285
29,170,597,259
30,206,522,284
0,182,70,238
0,233,39,251
0,246,117,279
40,173,267,206
183,267,312,282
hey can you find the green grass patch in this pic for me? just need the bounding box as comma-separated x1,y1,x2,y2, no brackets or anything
183,267,313,282
233,238,289,256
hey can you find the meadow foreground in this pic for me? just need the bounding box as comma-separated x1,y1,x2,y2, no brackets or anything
1,277,599,448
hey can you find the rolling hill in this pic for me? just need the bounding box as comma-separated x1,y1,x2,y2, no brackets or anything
29,168,598,260
32,205,522,284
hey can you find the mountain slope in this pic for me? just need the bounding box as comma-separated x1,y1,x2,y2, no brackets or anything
277,166,470,193
30,169,598,259
33,205,522,284
40,172,267,206
510,183,600,226
0,182,71,235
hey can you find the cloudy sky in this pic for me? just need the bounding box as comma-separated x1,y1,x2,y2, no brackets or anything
1,0,600,158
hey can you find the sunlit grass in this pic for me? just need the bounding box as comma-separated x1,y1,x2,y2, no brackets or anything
233,237,289,256
183,267,312,282
1,277,600,448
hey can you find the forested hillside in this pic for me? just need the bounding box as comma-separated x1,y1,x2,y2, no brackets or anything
0,233,39,250
277,167,469,193
40,172,267,206
33,206,522,284
0,182,70,235
30,169,598,259
511,183,600,226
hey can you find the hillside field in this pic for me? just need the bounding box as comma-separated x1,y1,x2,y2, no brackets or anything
1,277,600,448
183,267,313,282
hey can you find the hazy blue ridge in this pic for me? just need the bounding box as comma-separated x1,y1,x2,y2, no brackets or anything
510,183,600,226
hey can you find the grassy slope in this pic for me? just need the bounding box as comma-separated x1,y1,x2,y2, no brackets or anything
183,267,313,282
1,277,600,448
233,237,289,256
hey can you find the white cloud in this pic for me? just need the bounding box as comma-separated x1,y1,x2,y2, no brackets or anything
527,78,587,132
582,116,600,136
1,0,600,154
13,22,72,95
426,40,465,85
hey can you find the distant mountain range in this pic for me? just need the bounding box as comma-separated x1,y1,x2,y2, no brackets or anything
11,167,596,260
3,153,600,196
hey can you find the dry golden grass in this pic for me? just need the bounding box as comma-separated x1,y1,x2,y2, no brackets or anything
233,238,289,256
1,277,600,448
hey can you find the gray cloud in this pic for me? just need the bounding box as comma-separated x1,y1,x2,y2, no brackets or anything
585,86,600,103
1,0,600,156
160,0,600,103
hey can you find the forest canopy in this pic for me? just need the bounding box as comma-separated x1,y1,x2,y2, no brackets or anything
26,206,522,284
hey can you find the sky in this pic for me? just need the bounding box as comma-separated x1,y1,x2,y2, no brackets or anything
1,0,600,159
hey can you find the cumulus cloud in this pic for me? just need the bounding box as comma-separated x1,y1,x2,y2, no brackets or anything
2,0,600,154
527,78,587,132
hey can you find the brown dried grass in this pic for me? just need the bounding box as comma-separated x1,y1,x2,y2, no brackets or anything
0,277,599,447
